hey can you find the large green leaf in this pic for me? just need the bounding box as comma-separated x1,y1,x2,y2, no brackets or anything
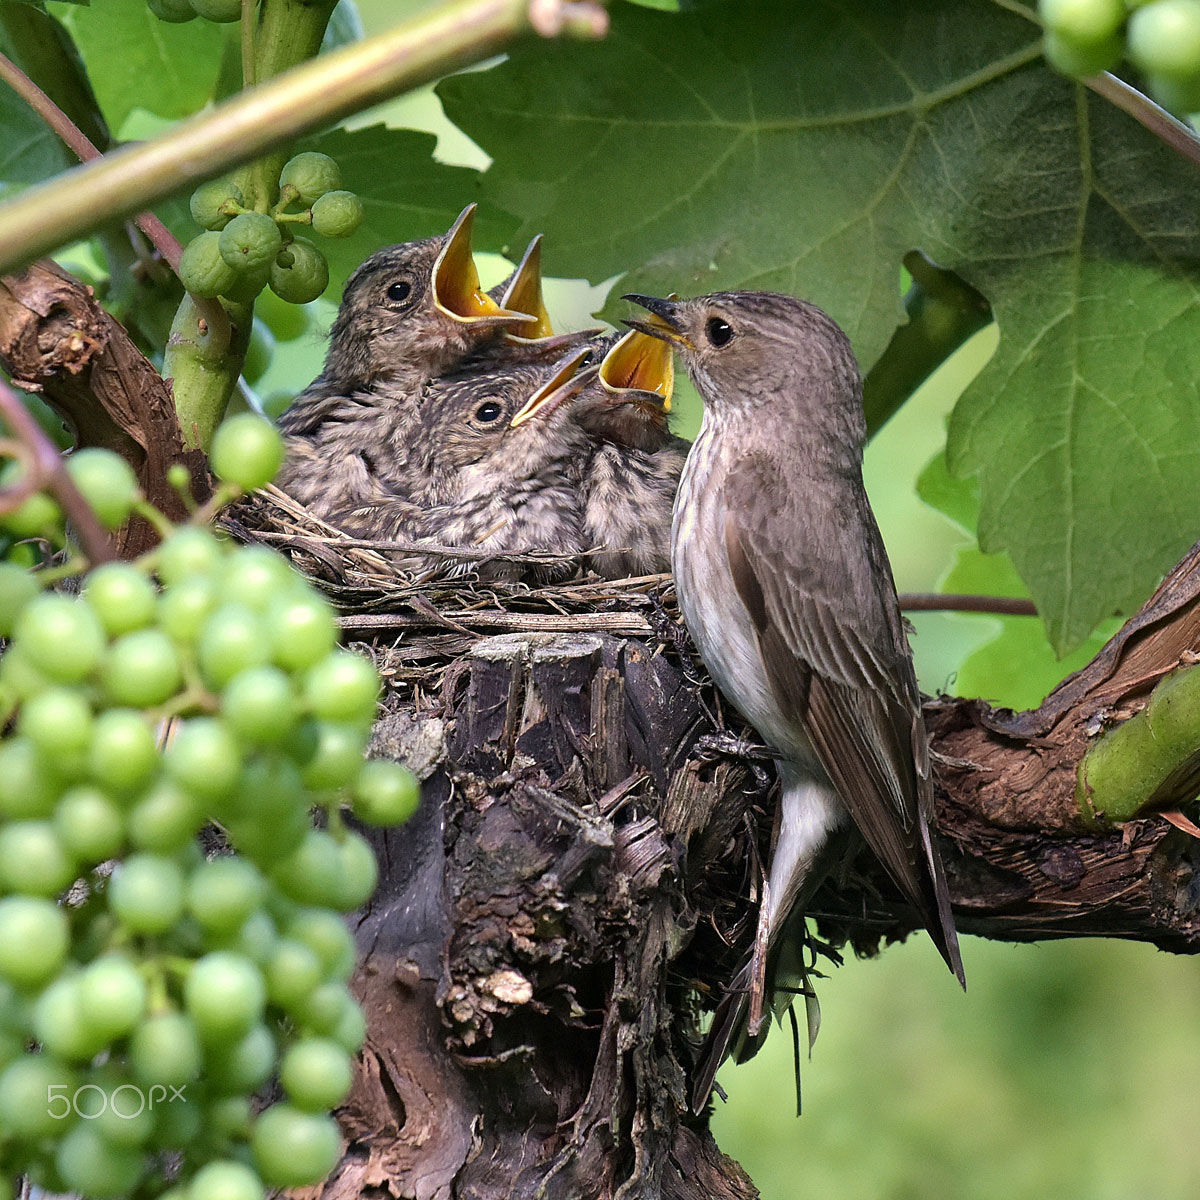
440,0,1200,654
297,125,517,296
0,82,71,198
61,0,223,128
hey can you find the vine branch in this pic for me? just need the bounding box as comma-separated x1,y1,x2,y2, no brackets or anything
1086,71,1200,171
0,0,609,274
0,376,114,564
897,592,1038,616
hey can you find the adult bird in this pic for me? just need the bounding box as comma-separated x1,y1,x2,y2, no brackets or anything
331,347,597,582
276,203,533,447
577,329,687,578
624,290,964,1110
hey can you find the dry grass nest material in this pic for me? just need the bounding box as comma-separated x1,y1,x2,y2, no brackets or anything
222,485,689,695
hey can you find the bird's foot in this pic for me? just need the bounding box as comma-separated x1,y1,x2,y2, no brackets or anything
693,731,773,763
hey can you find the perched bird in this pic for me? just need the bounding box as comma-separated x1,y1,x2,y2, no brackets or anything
577,329,687,577
277,203,534,443
331,347,597,582
624,290,964,1110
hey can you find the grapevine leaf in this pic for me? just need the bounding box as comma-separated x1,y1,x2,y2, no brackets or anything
62,0,223,128
297,125,518,295
0,68,72,199
440,0,1200,653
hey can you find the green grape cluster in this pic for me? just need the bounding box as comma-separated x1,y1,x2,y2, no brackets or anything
146,0,242,24
180,153,364,308
0,424,418,1200
1040,0,1200,111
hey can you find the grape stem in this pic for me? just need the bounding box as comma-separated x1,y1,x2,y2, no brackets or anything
0,49,232,350
897,592,1038,617
0,0,611,272
0,376,115,564
1086,72,1200,172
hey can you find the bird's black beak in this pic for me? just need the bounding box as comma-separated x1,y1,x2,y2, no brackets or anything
510,346,598,427
621,293,693,350
598,329,674,413
433,204,537,328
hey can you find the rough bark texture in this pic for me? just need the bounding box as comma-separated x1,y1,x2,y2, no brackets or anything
10,267,1200,1198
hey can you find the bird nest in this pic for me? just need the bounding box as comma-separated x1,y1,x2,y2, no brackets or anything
221,483,687,696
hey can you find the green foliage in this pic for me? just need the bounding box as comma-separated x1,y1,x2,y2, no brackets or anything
440,0,1200,654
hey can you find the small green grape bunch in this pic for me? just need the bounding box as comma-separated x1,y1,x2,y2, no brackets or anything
0,412,420,1200
1039,0,1127,77
147,0,245,24
1127,0,1200,111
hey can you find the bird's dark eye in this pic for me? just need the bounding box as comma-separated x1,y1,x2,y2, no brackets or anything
386,281,412,303
705,316,733,348
475,401,502,423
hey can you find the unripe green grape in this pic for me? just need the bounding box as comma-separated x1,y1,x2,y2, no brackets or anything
1128,0,1200,76
333,832,379,912
295,983,356,1036
0,460,62,539
210,414,286,492
219,213,283,273
165,716,242,799
287,908,356,981
280,1037,353,1111
242,317,275,385
90,1073,156,1146
223,757,309,863
215,908,278,964
77,956,148,1041
271,829,343,907
101,628,183,707
353,760,419,827
221,545,294,610
89,709,158,794
191,1160,265,1200
65,448,139,530
207,1022,277,1095
158,573,219,644
14,593,105,684
55,785,125,863
304,651,379,724
0,821,77,896
1039,0,1125,40
156,526,225,584
256,287,311,342
33,975,108,1061
84,562,157,635
293,720,368,791
330,998,367,1053
0,1054,77,1137
210,1095,253,1139
268,592,337,670
265,938,323,1009
56,1120,145,1198
20,686,93,758
152,1093,203,1151
0,896,69,986
199,604,271,688
0,737,57,818
279,152,342,204
224,665,298,745
185,951,266,1041
191,177,245,231
224,265,270,305
148,0,198,21
0,560,39,635
1145,69,1200,107
310,190,364,239
252,1104,341,1187
129,779,204,853
109,853,185,934
180,231,240,299
190,0,242,20
269,237,329,305
1043,28,1123,73
129,1011,201,1087
186,856,265,935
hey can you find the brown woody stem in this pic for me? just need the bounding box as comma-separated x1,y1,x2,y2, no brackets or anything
898,592,1038,616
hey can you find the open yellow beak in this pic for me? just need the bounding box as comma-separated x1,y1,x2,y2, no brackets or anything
499,236,556,341
510,346,597,428
433,204,536,327
598,329,675,412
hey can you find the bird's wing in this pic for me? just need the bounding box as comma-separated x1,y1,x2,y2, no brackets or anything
722,450,962,982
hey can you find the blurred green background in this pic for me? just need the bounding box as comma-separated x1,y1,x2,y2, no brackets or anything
122,1,1200,1192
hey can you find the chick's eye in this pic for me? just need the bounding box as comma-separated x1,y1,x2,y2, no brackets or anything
386,280,412,303
475,401,502,423
705,316,733,348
